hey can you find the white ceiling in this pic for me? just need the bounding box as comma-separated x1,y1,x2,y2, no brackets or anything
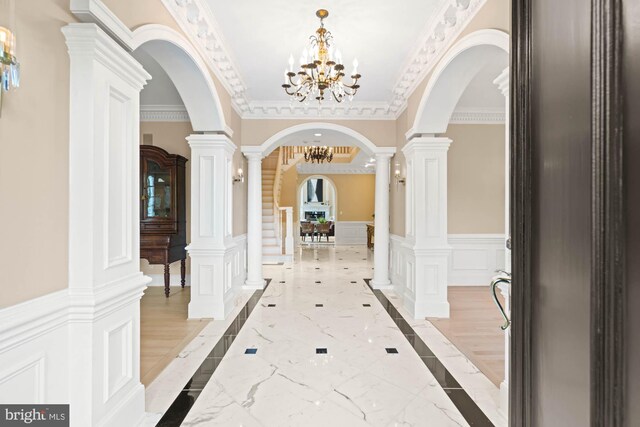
204,0,448,103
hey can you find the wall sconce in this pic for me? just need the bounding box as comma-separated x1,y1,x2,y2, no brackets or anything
233,168,244,184
395,169,406,186
0,1,20,117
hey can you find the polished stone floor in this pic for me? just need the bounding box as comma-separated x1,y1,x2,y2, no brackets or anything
168,245,476,426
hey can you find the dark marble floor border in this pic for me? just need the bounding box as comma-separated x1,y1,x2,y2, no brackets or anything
365,279,494,427
156,280,271,427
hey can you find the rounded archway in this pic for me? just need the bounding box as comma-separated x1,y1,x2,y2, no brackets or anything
131,25,228,133
411,29,509,136
256,122,388,157
297,175,338,223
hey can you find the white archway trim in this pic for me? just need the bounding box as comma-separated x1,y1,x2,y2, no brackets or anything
131,25,229,134
70,1,229,134
248,122,396,157
408,29,509,139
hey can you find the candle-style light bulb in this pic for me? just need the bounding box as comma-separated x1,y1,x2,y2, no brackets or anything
352,58,359,75
284,69,288,84
288,54,294,71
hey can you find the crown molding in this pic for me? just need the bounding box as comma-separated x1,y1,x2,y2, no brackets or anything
296,163,375,175
140,104,190,122
389,0,487,116
243,101,396,120
160,0,487,119
449,108,505,124
160,0,250,116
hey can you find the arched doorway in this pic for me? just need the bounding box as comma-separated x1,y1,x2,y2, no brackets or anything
297,175,338,244
405,28,510,416
241,123,396,290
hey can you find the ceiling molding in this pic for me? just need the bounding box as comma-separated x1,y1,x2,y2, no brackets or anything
389,0,487,116
296,163,375,175
160,0,487,119
244,101,395,120
160,0,250,116
140,104,190,122
449,108,505,124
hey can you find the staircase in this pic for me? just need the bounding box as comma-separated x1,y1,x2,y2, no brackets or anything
262,151,282,263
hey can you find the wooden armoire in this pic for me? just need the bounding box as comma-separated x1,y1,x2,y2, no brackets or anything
140,145,188,297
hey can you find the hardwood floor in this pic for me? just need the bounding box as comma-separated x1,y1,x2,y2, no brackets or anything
140,287,210,386
428,286,506,387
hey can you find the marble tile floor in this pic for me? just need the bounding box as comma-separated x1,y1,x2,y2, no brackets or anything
154,246,491,426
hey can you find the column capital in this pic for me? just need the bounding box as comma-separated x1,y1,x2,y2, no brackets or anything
402,136,452,156
372,147,396,159
241,146,264,160
187,133,236,155
493,67,509,97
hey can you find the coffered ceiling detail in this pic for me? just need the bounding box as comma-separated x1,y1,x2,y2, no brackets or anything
160,0,487,119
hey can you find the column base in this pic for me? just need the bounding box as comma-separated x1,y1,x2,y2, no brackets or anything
370,279,393,290
243,279,266,290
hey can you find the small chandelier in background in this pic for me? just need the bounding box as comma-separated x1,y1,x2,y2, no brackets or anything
304,146,334,164
282,9,361,104
0,0,20,116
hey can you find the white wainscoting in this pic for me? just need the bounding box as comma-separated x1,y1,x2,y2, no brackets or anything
147,274,191,287
391,233,506,309
0,291,69,405
448,234,506,285
334,221,369,245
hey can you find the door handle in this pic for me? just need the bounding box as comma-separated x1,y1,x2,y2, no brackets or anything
490,272,511,330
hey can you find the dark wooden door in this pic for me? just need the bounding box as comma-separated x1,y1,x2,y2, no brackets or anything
511,0,629,426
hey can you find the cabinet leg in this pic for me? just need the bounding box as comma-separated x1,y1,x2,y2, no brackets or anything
181,259,186,288
164,264,170,297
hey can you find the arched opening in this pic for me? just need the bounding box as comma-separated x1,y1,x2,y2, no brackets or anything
410,29,509,136
297,175,338,244
242,123,395,286
129,25,230,387
406,28,511,415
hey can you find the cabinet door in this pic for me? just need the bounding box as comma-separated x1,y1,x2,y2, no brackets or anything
142,159,173,221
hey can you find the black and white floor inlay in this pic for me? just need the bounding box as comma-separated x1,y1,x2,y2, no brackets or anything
154,246,496,426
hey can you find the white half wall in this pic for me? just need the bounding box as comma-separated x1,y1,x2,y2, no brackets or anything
334,221,369,245
391,233,506,318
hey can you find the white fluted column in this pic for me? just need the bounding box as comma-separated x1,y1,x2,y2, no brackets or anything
402,137,452,318
493,66,510,419
187,134,236,319
243,150,265,289
371,152,393,288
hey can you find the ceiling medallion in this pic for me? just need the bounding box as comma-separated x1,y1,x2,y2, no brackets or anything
282,9,361,104
304,146,334,164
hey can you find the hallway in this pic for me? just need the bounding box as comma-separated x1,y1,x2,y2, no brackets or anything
151,246,495,426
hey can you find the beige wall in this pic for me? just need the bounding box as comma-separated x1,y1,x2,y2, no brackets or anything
446,124,506,234
280,171,375,223
241,119,397,150
0,0,76,308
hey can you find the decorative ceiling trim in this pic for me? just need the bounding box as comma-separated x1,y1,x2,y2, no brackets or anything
296,163,375,175
160,0,487,119
160,0,250,116
389,0,487,116
449,108,505,124
140,104,190,122
244,101,395,120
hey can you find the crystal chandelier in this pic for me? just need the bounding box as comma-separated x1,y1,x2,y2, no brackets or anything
304,146,334,164
282,9,361,104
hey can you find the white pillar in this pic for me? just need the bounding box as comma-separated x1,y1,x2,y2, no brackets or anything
371,152,393,288
402,137,452,318
493,66,510,419
243,150,265,289
63,24,151,427
187,134,237,319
